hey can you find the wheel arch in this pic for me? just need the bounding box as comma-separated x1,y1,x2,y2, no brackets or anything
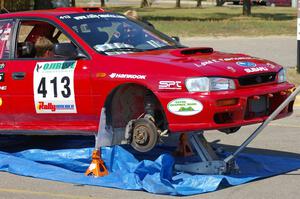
103,83,168,130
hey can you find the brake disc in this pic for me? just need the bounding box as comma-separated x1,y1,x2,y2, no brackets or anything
131,118,158,153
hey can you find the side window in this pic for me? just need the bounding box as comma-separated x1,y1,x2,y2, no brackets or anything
0,20,14,59
16,20,75,59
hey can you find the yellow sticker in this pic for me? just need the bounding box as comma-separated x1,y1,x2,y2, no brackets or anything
0,97,2,106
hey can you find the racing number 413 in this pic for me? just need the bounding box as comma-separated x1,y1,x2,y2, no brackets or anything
38,76,71,98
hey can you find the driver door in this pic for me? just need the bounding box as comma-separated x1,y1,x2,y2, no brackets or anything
9,19,95,130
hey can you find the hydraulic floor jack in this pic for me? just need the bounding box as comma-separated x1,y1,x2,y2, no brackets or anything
176,86,300,174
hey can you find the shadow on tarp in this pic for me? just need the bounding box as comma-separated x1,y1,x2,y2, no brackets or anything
0,135,300,196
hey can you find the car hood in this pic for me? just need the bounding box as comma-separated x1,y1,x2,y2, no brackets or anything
115,47,282,78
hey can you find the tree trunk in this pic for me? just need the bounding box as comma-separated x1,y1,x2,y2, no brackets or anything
176,0,180,8
34,0,53,10
243,0,251,16
216,0,225,6
100,0,105,7
140,0,150,8
196,0,201,7
71,0,75,6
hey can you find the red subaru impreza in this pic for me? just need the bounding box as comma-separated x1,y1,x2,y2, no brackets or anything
0,7,294,152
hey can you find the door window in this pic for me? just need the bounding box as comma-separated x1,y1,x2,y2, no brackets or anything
16,20,74,59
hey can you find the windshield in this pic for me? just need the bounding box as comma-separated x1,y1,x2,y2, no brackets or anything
58,13,180,55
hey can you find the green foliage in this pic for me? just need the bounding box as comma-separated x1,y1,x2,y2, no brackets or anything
4,0,32,12
109,7,296,37
287,68,300,86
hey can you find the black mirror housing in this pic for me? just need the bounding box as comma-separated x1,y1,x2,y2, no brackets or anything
171,36,180,42
53,43,86,59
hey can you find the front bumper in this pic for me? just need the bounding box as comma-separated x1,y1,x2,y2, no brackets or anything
156,82,295,132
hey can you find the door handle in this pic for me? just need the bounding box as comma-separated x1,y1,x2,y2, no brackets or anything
12,72,26,80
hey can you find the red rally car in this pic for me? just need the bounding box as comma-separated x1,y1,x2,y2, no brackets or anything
0,7,295,152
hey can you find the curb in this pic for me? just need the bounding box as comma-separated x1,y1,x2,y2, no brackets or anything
295,95,300,107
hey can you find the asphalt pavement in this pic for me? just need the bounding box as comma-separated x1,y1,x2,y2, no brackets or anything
0,36,299,199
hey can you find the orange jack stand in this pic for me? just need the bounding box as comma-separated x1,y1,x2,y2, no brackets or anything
174,133,193,157
85,149,108,177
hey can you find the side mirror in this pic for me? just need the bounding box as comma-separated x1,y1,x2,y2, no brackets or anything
53,43,87,60
171,36,180,42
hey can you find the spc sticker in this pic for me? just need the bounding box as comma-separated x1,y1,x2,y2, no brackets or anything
167,98,203,116
159,81,182,90
33,61,77,114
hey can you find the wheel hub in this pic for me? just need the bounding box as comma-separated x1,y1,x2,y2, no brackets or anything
133,126,149,145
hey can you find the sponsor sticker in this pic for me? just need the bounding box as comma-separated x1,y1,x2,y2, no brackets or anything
159,81,182,90
0,73,4,82
33,61,77,114
0,26,11,41
0,86,7,91
36,102,76,112
0,63,5,70
167,98,203,116
59,15,71,20
226,66,236,73
244,67,269,73
195,57,253,67
236,61,257,67
73,14,125,21
0,97,2,106
266,63,276,69
109,73,146,80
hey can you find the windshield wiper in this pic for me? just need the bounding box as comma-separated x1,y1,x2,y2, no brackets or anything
103,47,145,53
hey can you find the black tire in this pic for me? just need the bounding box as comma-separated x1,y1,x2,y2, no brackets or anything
131,118,158,153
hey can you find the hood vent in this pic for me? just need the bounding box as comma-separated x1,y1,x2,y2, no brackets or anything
171,47,214,57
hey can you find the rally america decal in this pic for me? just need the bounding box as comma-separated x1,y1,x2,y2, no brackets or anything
34,61,77,114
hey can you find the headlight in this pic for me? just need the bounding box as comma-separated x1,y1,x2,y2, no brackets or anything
277,69,287,83
185,77,236,92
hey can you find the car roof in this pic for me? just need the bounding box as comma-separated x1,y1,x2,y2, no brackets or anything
0,7,106,19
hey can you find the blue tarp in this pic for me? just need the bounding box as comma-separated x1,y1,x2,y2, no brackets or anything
0,136,300,196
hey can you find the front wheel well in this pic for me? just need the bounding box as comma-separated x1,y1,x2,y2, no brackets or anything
104,84,168,130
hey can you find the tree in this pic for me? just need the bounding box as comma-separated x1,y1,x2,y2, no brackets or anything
196,0,202,7
176,0,180,8
4,0,32,12
243,0,251,16
34,0,53,10
100,0,105,7
140,0,150,8
71,0,75,6
216,0,225,6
